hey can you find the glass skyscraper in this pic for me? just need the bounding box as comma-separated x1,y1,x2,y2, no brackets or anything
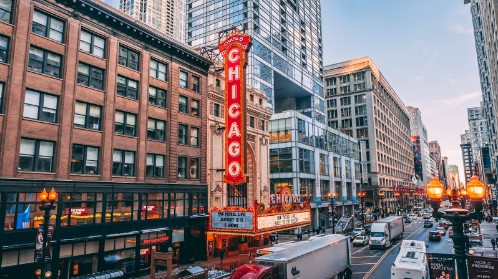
187,0,325,123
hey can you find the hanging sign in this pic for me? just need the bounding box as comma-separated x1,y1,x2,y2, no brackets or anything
219,29,251,186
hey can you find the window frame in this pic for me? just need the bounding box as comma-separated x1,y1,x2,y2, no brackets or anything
28,46,62,78
0,82,4,113
213,103,220,117
0,0,13,23
148,86,167,108
79,30,106,58
116,75,139,100
147,118,166,141
146,153,165,178
18,138,55,172
150,59,168,81
77,62,105,90
71,144,100,175
190,126,199,147
190,99,200,117
32,10,65,43
178,123,188,145
179,70,188,89
192,75,200,92
74,101,102,131
118,45,140,71
115,111,137,137
177,156,187,179
112,149,136,176
0,35,9,63
179,95,188,113
23,89,59,123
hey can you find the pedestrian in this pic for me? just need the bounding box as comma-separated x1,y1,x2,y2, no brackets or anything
219,249,225,265
491,239,496,251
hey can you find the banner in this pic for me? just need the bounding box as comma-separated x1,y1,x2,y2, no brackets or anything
427,253,455,279
468,256,498,279
35,224,54,262
219,29,251,186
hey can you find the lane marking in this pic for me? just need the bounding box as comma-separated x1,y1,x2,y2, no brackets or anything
352,255,381,258
351,262,377,265
363,225,424,279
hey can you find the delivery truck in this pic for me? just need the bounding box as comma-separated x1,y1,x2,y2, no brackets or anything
369,216,404,249
391,240,429,279
230,234,352,279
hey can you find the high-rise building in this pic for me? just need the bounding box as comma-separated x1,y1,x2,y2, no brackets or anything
466,0,498,177
429,140,443,180
102,0,186,42
448,165,461,189
0,0,211,277
467,107,490,175
407,106,430,184
323,57,414,215
186,0,325,123
442,156,450,187
460,130,474,183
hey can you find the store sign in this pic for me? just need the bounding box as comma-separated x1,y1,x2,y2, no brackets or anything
65,208,88,216
268,186,301,211
140,248,151,256
468,256,498,279
211,211,254,230
257,211,311,231
427,253,455,279
142,205,157,212
219,29,251,186
142,236,169,245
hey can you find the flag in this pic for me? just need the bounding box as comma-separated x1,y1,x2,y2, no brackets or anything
16,205,31,229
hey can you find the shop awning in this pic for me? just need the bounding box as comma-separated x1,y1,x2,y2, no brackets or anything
105,231,139,238
141,227,169,233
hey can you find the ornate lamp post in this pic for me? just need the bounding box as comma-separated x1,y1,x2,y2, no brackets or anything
358,192,366,227
328,193,336,234
426,176,485,279
36,188,57,279
394,192,401,215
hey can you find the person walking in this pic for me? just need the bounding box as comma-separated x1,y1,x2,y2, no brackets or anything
491,239,496,251
219,249,225,265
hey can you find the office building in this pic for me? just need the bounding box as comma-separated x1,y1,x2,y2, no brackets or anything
186,0,326,123
324,57,414,216
0,0,211,277
101,0,186,42
269,110,360,230
429,140,443,180
466,0,498,181
448,165,461,188
467,107,490,177
461,130,474,183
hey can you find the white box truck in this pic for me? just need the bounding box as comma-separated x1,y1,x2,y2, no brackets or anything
391,240,429,279
369,216,404,249
230,234,352,279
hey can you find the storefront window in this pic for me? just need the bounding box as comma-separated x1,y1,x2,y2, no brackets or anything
4,192,46,230
141,193,167,220
192,193,206,215
105,193,136,223
270,178,294,194
299,179,314,201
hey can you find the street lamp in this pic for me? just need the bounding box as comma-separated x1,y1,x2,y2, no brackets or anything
328,193,336,234
358,192,366,227
394,192,401,215
38,188,57,279
426,176,485,279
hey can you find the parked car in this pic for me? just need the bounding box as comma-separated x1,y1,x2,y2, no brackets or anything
423,220,433,228
448,227,453,237
353,235,369,246
409,214,417,220
429,231,442,241
436,226,446,235
346,231,357,242
405,217,412,223
353,227,365,235
438,222,449,230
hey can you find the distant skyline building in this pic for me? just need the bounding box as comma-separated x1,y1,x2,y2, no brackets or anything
407,106,430,184
186,0,326,123
467,107,489,176
448,165,461,189
323,57,414,215
466,0,498,181
102,0,186,42
460,129,474,184
429,140,443,181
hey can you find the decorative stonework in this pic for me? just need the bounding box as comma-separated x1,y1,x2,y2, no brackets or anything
259,136,268,146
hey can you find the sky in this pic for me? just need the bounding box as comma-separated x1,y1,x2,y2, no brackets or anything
321,0,481,183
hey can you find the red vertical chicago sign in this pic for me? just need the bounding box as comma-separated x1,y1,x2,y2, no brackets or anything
219,29,251,186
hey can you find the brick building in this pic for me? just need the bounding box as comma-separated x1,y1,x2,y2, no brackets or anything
0,0,211,278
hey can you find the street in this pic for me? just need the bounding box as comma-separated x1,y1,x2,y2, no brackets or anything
351,219,454,279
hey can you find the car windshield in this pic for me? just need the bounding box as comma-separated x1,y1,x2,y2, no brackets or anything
356,236,365,240
430,232,438,235
371,232,384,237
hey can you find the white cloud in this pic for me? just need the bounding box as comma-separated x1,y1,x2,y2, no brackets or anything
439,91,482,108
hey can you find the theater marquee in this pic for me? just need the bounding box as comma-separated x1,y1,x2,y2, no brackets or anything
218,29,251,186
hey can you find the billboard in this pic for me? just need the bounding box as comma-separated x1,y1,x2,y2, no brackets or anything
467,256,498,279
412,135,423,181
427,253,455,279
219,29,252,186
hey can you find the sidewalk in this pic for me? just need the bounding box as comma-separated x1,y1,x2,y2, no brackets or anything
468,221,498,258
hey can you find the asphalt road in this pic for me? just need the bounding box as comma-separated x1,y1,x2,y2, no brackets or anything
350,218,454,279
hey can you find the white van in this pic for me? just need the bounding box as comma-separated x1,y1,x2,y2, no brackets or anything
391,240,429,279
